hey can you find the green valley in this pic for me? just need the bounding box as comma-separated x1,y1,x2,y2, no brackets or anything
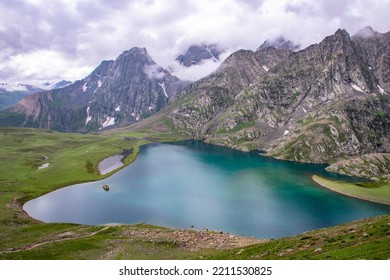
0,127,389,260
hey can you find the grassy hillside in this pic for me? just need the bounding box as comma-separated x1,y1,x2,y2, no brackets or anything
0,127,389,260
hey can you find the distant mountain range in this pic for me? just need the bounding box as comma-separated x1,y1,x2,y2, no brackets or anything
1,26,389,165
0,80,72,111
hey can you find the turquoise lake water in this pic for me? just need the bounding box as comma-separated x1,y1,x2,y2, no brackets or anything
24,141,390,238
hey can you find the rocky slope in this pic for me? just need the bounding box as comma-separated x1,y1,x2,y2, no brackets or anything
0,48,186,132
167,28,390,163
0,81,73,111
326,153,390,180
0,83,44,111
257,36,300,52
1,27,389,167
169,49,269,138
176,44,225,67
351,26,390,93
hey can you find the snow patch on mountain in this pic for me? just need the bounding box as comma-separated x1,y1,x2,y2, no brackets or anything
83,82,88,92
85,106,92,125
350,83,365,93
159,81,168,97
262,65,270,72
101,116,115,128
378,85,387,95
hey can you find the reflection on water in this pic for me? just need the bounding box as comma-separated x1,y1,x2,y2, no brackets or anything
24,141,390,238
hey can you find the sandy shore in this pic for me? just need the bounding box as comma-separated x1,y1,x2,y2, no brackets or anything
98,155,124,175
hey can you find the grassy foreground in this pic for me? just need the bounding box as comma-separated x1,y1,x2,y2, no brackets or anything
0,127,389,259
312,175,390,206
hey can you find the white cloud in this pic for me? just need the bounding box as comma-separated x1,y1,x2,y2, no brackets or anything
0,49,93,85
143,64,166,80
170,50,234,81
0,0,389,84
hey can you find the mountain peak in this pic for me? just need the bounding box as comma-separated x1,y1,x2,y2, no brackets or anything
52,80,73,89
328,28,352,46
334,28,349,37
176,44,224,67
121,47,150,58
257,37,300,51
354,26,377,38
115,47,154,67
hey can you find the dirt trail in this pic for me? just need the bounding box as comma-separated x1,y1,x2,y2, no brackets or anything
1,224,267,256
0,226,112,254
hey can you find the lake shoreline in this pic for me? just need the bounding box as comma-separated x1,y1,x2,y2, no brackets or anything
3,128,390,259
24,141,390,239
98,154,124,175
312,175,390,206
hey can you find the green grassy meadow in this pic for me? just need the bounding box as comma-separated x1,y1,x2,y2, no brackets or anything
312,175,390,206
0,127,389,260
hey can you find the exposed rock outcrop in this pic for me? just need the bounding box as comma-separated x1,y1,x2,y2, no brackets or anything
167,28,390,162
1,27,389,168
326,153,390,181
0,48,187,132
176,44,225,67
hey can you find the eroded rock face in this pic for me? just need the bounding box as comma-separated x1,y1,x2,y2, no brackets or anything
326,153,390,180
1,27,389,167
1,47,187,132
352,26,390,93
168,28,390,163
176,44,225,67
257,36,300,52
169,49,267,139
266,96,390,163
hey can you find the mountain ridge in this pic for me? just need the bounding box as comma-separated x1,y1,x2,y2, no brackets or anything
176,44,225,67
0,47,187,131
1,27,389,165
164,27,390,163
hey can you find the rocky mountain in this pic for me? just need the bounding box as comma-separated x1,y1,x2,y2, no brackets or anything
257,37,300,52
0,83,45,111
166,27,390,164
176,44,225,67
1,27,389,166
0,80,73,111
50,80,73,89
351,26,390,93
326,153,390,181
168,46,294,137
0,47,187,131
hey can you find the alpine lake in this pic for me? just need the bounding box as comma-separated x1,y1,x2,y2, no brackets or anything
24,141,390,239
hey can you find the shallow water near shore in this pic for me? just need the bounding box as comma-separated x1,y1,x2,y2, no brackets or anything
98,155,124,175
24,141,390,238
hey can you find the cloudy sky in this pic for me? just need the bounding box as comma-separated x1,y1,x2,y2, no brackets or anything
0,0,389,85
